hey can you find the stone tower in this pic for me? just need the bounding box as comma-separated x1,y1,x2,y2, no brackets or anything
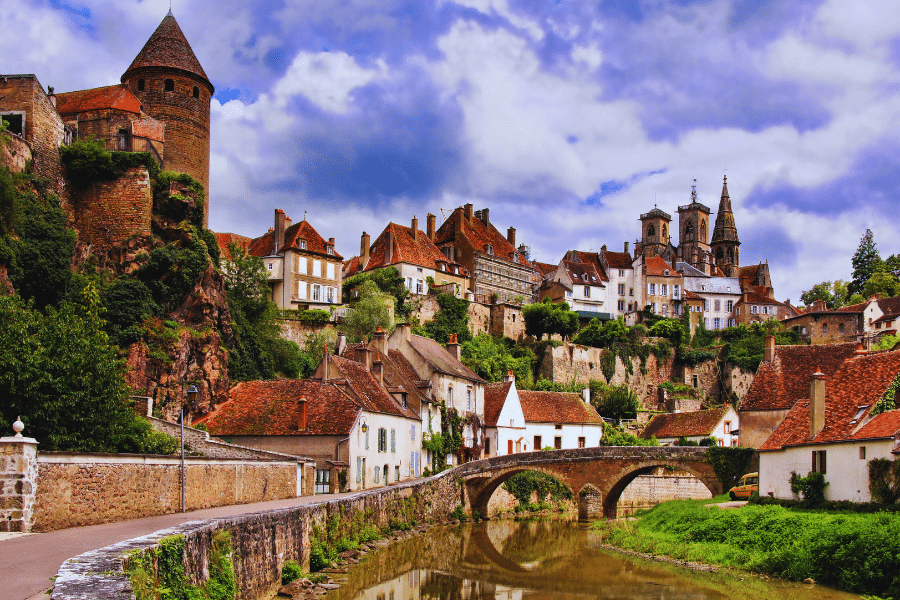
677,180,711,271
121,10,213,227
638,206,672,259
710,176,740,277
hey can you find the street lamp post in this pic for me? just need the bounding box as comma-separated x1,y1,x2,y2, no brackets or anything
182,384,198,513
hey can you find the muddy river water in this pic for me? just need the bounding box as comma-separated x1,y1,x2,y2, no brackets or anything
304,519,860,600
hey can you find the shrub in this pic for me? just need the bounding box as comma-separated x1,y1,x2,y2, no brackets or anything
790,471,829,506
869,458,900,504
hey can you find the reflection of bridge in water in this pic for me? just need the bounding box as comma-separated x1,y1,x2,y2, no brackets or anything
457,446,721,519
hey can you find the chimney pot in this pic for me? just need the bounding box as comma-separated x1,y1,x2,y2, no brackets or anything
361,232,371,267
386,230,394,264
507,226,516,247
411,216,419,241
373,359,383,385
464,203,473,221
480,207,490,228
298,399,308,430
764,335,776,362
624,241,629,254
810,368,826,439
427,213,436,240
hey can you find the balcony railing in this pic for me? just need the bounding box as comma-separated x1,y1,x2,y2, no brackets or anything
73,132,163,169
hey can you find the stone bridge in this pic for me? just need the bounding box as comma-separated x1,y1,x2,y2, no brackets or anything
457,446,722,520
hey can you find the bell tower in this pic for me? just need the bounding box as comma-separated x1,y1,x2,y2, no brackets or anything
710,176,741,276
677,179,711,271
638,206,672,259
121,11,214,227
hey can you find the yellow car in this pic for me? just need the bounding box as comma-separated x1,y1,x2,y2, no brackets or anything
728,472,758,500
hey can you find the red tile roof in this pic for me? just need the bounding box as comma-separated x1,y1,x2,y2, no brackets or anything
434,208,532,268
533,261,557,278
641,408,730,439
55,85,142,116
248,220,342,259
329,355,418,419
603,250,634,270
343,256,362,278
518,391,602,424
122,12,212,90
563,260,605,287
644,255,680,277
365,222,467,276
835,300,869,313
852,409,900,441
201,379,360,436
759,349,900,450
741,342,858,412
213,232,253,259
388,349,431,389
408,335,484,382
484,381,513,427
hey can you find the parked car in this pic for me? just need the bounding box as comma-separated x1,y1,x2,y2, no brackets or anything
728,472,758,500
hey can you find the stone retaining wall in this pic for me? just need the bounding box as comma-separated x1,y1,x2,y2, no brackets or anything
51,472,463,600
617,468,712,515
33,453,301,532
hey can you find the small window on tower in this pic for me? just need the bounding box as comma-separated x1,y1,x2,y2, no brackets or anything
137,79,145,91
164,79,174,92
192,86,199,98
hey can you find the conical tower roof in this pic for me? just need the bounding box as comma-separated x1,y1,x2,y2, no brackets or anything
121,11,212,91
710,176,739,244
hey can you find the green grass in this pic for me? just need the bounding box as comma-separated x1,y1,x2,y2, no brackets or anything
592,499,900,597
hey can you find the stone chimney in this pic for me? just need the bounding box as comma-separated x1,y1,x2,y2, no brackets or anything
582,387,590,404
322,345,329,383
274,209,290,251
810,367,826,439
372,358,383,386
396,323,412,341
427,213,436,240
480,207,490,228
446,333,461,361
48,86,56,106
504,369,515,383
464,203,473,221
507,227,516,247
764,335,776,362
385,230,394,264
411,216,419,242
812,299,827,312
298,399,307,431
855,342,868,356
623,241,629,254
336,332,347,357
358,345,373,371
372,325,387,355
360,232,370,267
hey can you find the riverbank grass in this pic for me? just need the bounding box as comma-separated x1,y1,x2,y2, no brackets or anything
591,497,900,597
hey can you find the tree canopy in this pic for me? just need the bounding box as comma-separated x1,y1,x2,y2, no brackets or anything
523,299,580,341
342,280,394,342
423,292,472,344
800,280,849,309
850,229,882,296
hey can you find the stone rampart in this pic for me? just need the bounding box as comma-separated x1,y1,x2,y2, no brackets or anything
278,319,336,346
33,453,300,532
50,471,463,600
70,166,152,250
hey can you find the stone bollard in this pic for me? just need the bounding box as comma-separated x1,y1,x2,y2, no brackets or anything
0,417,39,533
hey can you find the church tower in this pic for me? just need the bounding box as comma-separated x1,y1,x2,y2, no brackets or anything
677,180,711,272
121,11,214,226
638,206,673,259
710,176,740,277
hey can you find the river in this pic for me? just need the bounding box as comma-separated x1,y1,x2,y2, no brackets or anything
296,519,860,600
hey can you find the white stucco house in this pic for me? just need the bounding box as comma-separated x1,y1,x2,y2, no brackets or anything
484,372,604,456
640,406,739,446
758,347,900,502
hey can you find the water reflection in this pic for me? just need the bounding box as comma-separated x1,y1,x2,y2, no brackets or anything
316,519,859,600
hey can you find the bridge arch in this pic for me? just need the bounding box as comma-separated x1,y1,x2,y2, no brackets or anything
464,466,575,518
600,460,721,519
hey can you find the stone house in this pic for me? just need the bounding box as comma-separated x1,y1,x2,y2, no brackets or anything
346,216,470,297
388,324,486,464
681,267,741,331
635,255,684,318
599,243,638,318
783,295,900,347
640,406,739,446
433,204,537,304
739,339,860,448
199,351,421,493
545,258,609,319
758,348,900,502
248,210,343,311
484,372,603,456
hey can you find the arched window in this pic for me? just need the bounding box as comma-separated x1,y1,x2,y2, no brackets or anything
685,220,695,238
662,224,668,239
700,220,707,240
647,224,656,237
193,86,199,98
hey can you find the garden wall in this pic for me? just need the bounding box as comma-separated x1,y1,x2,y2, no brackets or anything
51,471,463,600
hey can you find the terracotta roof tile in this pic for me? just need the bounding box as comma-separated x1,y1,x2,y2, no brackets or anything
644,255,680,277
388,349,431,388
604,251,633,270
434,208,532,268
484,381,512,427
835,300,869,313
122,12,212,90
55,85,142,116
641,408,729,439
365,223,467,276
213,232,252,259
343,256,362,278
330,355,418,419
852,409,900,441
247,220,341,259
533,261,557,278
518,390,602,424
741,342,858,412
563,260,606,286
202,379,359,436
739,290,784,306
878,296,900,315
760,349,900,450
408,335,484,382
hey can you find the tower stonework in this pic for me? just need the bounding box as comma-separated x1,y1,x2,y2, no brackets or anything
638,207,672,259
677,181,711,273
121,11,213,227
710,176,740,277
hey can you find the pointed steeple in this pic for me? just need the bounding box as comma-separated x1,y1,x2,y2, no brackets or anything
121,12,212,92
711,175,739,244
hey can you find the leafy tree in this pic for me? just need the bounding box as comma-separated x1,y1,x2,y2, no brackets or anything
800,280,849,309
342,280,393,342
136,230,212,313
600,422,658,446
102,277,160,347
572,317,628,348
0,286,175,452
590,382,640,421
461,334,533,385
523,298,578,341
873,334,900,352
649,317,686,346
424,292,472,344
0,164,16,236
883,254,900,279
849,229,882,296
342,267,411,319
863,270,900,299
296,330,338,378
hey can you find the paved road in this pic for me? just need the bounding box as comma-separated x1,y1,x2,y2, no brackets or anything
1,493,355,600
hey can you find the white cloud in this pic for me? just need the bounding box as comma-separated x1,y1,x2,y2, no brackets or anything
571,44,603,72
814,0,900,48
445,0,545,41
271,51,385,113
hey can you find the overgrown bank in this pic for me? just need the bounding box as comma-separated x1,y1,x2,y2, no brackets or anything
591,498,900,597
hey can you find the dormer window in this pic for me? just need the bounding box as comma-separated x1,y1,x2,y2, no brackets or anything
664,269,670,276
299,239,307,250
327,246,334,255
850,405,870,424
487,244,494,255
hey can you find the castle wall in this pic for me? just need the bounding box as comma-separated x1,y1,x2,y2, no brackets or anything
70,166,152,250
125,70,211,225
0,132,31,173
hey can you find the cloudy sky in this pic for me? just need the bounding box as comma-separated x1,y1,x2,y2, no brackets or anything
6,0,900,302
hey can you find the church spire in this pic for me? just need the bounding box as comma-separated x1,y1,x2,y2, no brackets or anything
710,175,741,274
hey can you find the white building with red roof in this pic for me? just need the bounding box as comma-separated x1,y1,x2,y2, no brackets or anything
484,372,603,456
640,407,739,446
758,347,900,502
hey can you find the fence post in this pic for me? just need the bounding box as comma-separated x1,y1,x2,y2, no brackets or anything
0,418,39,532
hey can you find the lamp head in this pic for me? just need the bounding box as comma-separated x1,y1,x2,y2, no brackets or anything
187,384,198,404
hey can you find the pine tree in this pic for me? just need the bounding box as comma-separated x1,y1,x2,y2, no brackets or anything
849,229,882,297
